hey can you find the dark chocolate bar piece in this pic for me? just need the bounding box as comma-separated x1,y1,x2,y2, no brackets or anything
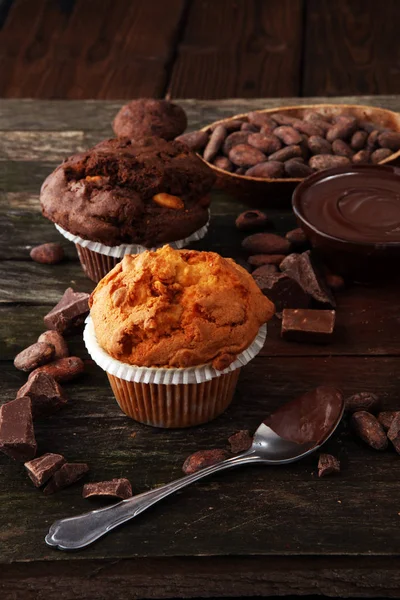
252,268,310,312
0,397,37,461
25,453,66,487
43,463,89,495
281,309,336,343
44,288,90,334
82,478,133,500
17,371,67,419
284,251,336,307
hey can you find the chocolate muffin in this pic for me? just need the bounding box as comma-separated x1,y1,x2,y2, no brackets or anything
40,137,215,248
113,99,187,141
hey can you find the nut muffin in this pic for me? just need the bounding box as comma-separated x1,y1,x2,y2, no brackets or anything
113,99,187,141
85,246,275,428
40,137,215,282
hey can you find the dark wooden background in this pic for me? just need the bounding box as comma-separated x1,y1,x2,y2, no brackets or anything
1,0,400,99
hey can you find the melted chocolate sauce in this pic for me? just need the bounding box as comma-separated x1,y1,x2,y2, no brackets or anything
298,166,400,244
264,386,343,445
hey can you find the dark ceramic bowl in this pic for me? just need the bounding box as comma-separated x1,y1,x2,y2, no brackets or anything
292,164,400,283
199,104,400,207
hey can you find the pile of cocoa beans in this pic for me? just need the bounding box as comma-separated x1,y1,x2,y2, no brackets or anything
176,109,400,179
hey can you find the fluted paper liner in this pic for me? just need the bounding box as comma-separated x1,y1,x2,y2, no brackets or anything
84,318,267,385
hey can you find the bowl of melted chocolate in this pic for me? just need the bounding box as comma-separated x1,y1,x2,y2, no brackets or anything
292,164,400,282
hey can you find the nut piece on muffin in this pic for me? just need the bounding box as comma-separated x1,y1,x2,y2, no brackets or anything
113,99,187,141
40,137,215,248
89,245,275,370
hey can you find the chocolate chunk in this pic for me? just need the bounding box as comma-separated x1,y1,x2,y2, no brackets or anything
43,463,89,495
351,411,388,450
228,430,252,454
377,411,399,431
281,309,335,343
37,331,69,359
284,251,336,307
43,288,90,334
387,412,400,454
279,253,300,272
182,449,229,475
25,453,66,487
30,242,64,265
318,453,340,477
16,371,67,419
345,392,380,414
0,397,37,461
235,210,268,231
248,254,286,268
82,478,133,500
285,227,308,249
252,270,310,312
14,342,55,372
242,233,290,255
30,356,84,382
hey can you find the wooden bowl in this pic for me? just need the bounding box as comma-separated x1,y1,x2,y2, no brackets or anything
199,104,400,206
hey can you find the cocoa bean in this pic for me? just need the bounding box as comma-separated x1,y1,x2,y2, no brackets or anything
377,411,399,432
332,139,354,159
247,132,281,154
247,254,286,268
388,412,400,454
252,264,278,277
308,135,332,155
298,134,310,160
38,331,69,359
359,120,385,134
14,342,55,372
284,158,313,178
213,156,234,172
270,112,297,126
351,411,388,450
378,131,400,151
30,243,64,265
268,145,302,162
367,130,380,149
285,228,308,248
350,130,368,150
203,125,227,162
345,392,380,413
309,155,351,170
247,112,277,130
303,111,331,133
228,430,252,454
242,233,291,255
326,116,357,142
235,210,268,231
229,144,266,168
222,131,250,155
371,148,393,164
241,122,258,132
30,356,84,382
245,161,284,179
175,130,209,151
212,119,244,132
325,273,345,291
352,149,371,164
182,449,229,474
274,126,303,146
235,167,246,175
318,453,340,477
292,119,324,137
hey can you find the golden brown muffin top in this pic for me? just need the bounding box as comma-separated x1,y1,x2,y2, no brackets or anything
89,246,275,369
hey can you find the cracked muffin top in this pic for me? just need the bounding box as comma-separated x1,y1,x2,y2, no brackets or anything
113,99,187,141
40,137,215,247
89,245,275,369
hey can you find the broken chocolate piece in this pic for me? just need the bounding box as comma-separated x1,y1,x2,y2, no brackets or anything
228,430,252,454
14,342,55,372
43,288,90,334
25,453,66,487
235,210,268,231
285,251,336,307
279,253,300,272
43,462,89,495
0,397,37,461
345,392,380,414
37,331,69,359
182,449,229,475
318,453,340,477
30,356,84,382
16,371,67,419
387,412,400,454
281,309,335,343
377,411,399,431
82,478,133,500
252,269,310,312
351,411,388,450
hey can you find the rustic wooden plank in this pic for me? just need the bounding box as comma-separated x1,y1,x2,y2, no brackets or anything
0,0,186,99
168,0,304,99
1,355,400,566
303,0,400,96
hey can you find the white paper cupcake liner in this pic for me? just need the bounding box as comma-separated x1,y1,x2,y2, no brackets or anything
55,211,210,258
84,317,267,385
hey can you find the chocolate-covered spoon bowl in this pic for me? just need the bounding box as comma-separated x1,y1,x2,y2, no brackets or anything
45,387,344,551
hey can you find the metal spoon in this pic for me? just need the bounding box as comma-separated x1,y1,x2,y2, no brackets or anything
45,387,344,551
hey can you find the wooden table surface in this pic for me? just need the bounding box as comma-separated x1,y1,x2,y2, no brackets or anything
1,96,400,599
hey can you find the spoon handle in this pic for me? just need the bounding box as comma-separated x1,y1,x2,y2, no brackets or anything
45,452,259,550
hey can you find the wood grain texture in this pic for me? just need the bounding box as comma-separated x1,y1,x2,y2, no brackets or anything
0,0,186,99
167,0,304,98
303,0,400,96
